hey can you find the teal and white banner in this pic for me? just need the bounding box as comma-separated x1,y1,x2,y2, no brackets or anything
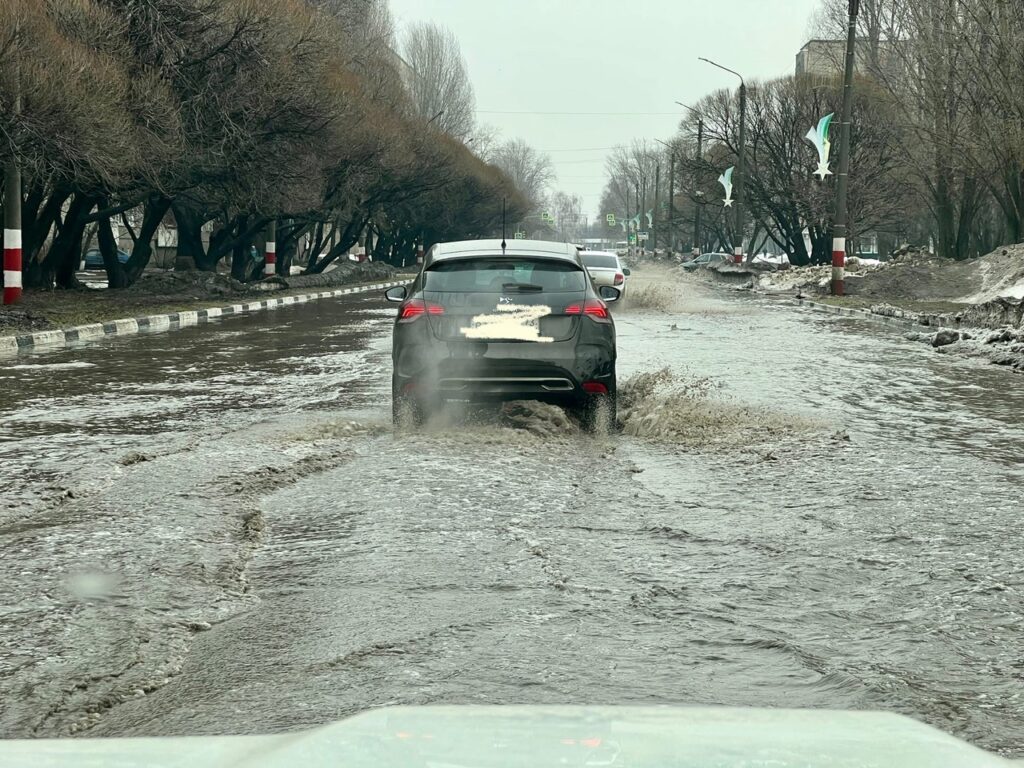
719,167,735,207
805,113,834,179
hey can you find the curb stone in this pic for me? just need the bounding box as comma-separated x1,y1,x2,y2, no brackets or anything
1,280,408,358
792,298,957,333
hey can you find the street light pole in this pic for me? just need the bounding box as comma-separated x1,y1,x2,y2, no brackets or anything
667,151,675,254
653,162,661,252
694,119,704,260
635,182,641,255
3,24,22,305
735,82,747,264
832,0,860,296
699,58,747,264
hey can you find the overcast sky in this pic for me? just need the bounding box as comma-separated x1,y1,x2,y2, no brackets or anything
389,0,823,217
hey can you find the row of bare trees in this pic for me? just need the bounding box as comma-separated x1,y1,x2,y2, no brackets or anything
599,0,1023,264
0,0,529,291
814,0,1024,260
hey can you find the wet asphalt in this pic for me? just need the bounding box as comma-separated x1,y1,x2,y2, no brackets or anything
0,271,1022,756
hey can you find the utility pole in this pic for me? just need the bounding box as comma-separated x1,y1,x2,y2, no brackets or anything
693,119,704,260
3,29,22,305
667,151,675,255
735,82,748,264
832,0,859,296
653,163,661,252
630,184,638,257
624,185,631,258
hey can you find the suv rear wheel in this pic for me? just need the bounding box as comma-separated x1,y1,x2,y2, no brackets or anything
576,391,617,434
392,394,423,429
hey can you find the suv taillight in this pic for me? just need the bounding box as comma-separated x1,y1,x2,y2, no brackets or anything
613,273,624,285
398,299,444,322
565,300,610,322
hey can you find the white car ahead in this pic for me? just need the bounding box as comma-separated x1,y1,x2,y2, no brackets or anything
581,250,629,298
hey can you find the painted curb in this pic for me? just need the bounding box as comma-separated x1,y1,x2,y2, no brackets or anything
792,298,956,333
1,280,408,357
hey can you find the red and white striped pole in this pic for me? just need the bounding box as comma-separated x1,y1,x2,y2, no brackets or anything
3,163,22,305
733,244,743,265
832,237,846,296
3,43,22,305
264,220,276,276
831,0,858,297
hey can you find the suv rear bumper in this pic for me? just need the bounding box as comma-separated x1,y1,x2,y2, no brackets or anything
393,356,615,407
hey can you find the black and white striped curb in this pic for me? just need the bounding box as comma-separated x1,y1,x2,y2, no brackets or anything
1,280,408,356
793,298,956,332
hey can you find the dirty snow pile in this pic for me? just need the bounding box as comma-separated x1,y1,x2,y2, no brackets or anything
755,265,832,293
845,245,1024,303
907,326,1024,372
755,257,884,294
957,244,1024,303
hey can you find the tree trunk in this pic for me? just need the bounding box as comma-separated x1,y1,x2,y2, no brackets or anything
97,207,129,289
307,216,365,274
230,215,251,281
123,195,172,285
172,201,209,271
45,194,94,289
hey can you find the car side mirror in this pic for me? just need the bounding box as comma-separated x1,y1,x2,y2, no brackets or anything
384,285,407,302
622,267,631,276
598,285,622,302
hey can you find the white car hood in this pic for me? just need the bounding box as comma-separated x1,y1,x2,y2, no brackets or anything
3,706,1018,768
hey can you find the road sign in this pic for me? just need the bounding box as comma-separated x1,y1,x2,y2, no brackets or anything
638,231,649,242
514,231,526,239
606,213,616,226
540,211,553,223
628,234,637,245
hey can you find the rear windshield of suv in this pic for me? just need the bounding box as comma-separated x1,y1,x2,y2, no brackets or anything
582,254,619,270
424,258,587,293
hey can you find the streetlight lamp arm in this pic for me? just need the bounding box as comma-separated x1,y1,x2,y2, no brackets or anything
698,57,745,86
674,101,705,119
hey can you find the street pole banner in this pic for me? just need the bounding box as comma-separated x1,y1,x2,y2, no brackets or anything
645,210,653,228
806,113,835,179
719,166,735,208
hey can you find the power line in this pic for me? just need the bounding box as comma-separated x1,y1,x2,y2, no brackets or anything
540,146,617,152
476,110,680,116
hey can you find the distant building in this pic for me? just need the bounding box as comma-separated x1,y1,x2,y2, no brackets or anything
795,39,901,80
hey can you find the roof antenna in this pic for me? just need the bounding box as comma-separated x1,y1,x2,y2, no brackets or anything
501,198,507,254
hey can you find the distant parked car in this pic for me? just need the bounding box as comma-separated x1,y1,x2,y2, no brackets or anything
683,252,731,272
581,250,630,299
82,248,131,270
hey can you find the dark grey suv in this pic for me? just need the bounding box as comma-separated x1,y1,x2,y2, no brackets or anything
386,239,620,430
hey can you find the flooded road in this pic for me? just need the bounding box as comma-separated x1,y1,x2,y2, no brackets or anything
1,271,1022,756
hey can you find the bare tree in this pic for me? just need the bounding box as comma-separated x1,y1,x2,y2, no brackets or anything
401,21,475,140
489,138,554,209
604,141,660,233
549,191,584,242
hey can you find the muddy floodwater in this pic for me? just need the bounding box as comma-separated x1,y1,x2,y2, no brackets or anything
1,270,1022,757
